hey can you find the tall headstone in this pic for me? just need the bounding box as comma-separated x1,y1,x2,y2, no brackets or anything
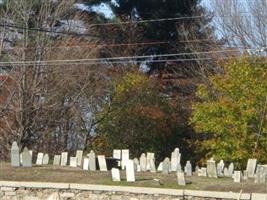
177,172,186,186
83,158,89,170
60,152,68,166
243,170,248,181
149,157,156,173
88,150,96,171
171,148,181,172
70,157,77,167
36,153,44,165
223,167,229,177
246,159,257,178
11,142,20,167
98,155,107,171
140,153,147,172
233,171,241,183
228,163,234,177
185,161,192,176
133,158,139,171
43,154,49,165
76,150,83,167
177,163,182,173
121,149,129,170
126,160,135,182
113,149,121,167
162,157,170,175
53,155,61,166
21,147,32,167
217,160,224,177
207,159,218,178
146,152,155,171
111,168,121,182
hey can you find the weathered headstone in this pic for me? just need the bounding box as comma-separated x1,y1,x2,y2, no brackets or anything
198,167,207,177
133,158,139,171
177,172,186,186
255,165,267,184
207,159,218,178
11,141,20,167
53,155,61,166
223,167,229,177
98,155,107,171
121,149,129,170
83,158,89,170
171,148,180,172
233,171,241,183
228,163,234,177
177,163,182,173
162,157,170,175
113,149,121,167
88,150,96,171
146,152,155,171
21,147,32,167
243,170,248,181
157,162,163,172
70,157,77,167
140,153,147,172
217,160,224,177
60,152,68,166
149,157,156,173
111,168,121,182
246,159,257,178
76,150,83,167
185,161,192,176
126,160,135,182
36,152,44,165
43,154,49,165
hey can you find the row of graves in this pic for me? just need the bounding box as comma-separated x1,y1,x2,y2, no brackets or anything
10,142,267,186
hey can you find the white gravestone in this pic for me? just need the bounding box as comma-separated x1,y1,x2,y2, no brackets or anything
207,159,218,178
228,163,234,177
36,153,44,165
126,160,135,182
61,152,68,166
162,157,170,175
171,148,181,172
76,150,83,167
88,150,96,171
223,167,229,177
217,160,224,177
111,168,121,182
98,155,108,171
177,172,186,186
198,167,207,177
149,157,156,173
233,171,241,183
83,158,89,170
185,161,192,176
133,158,139,171
21,147,32,167
53,155,61,166
140,153,147,172
113,149,121,167
121,149,129,170
246,159,257,178
11,141,20,167
70,157,77,167
157,162,163,172
43,154,49,165
146,152,155,171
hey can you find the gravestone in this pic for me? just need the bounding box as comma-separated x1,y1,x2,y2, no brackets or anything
233,171,241,183
149,157,156,173
43,154,49,165
157,162,163,172
133,158,139,171
61,152,68,166
255,165,267,184
171,148,181,172
111,168,121,182
36,153,44,165
246,159,257,178
140,153,147,172
83,158,89,170
177,172,186,186
177,163,182,173
185,161,192,176
195,166,199,173
243,170,248,181
21,147,32,167
121,149,129,170
198,167,207,177
126,160,135,182
146,152,155,171
76,150,83,167
217,160,224,177
53,155,61,166
162,157,170,175
88,150,96,171
207,159,218,178
98,155,107,171
223,167,229,177
70,157,77,167
228,163,234,177
11,141,20,167
113,149,121,167
137,165,141,172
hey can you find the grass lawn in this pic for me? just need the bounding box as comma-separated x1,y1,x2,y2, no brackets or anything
0,162,266,193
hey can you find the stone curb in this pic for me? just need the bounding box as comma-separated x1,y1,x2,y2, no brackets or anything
0,181,265,199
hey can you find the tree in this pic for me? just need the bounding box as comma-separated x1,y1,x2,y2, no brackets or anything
191,57,267,167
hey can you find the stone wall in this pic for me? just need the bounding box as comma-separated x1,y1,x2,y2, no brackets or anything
0,181,265,200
